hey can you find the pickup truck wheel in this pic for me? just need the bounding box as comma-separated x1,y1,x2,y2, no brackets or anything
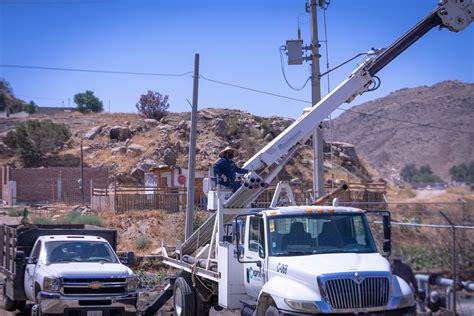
2,284,16,311
173,276,196,316
264,304,279,316
16,300,26,311
31,293,42,316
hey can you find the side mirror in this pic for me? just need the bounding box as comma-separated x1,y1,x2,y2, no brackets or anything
27,256,38,265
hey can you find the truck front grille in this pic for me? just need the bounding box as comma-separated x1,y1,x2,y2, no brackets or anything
323,276,389,310
62,277,127,296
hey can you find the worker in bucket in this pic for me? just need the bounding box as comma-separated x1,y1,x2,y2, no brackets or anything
214,146,249,192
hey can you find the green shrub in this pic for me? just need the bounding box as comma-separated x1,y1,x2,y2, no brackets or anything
400,163,443,184
32,216,54,224
60,210,103,226
13,119,71,166
134,269,166,288
22,101,37,114
134,235,151,250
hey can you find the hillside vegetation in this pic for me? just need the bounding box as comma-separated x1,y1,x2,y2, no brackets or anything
327,81,473,183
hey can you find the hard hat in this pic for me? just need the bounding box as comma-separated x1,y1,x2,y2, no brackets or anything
430,291,439,303
219,146,239,158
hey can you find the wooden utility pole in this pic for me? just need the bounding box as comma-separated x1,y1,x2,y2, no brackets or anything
185,54,200,240
309,0,325,199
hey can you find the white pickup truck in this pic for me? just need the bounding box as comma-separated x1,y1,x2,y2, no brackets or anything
0,224,138,316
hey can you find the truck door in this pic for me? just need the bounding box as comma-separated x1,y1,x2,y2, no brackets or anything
244,216,266,298
24,240,42,300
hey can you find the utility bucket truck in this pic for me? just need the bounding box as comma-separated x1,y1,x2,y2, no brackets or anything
144,0,473,315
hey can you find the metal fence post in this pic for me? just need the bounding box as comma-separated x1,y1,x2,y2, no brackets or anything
440,211,457,315
459,194,465,275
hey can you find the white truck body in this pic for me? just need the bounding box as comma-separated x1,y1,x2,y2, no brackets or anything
25,235,138,315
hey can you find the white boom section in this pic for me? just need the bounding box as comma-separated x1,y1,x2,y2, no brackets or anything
242,63,372,173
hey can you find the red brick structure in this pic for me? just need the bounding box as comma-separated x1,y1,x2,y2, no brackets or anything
1,166,108,205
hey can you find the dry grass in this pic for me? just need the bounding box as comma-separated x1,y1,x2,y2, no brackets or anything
101,210,185,255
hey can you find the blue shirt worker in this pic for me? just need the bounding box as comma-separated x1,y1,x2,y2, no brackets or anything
213,146,249,192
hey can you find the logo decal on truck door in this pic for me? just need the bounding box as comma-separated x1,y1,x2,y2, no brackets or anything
277,263,288,274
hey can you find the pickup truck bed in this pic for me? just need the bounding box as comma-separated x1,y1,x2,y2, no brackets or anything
0,224,117,303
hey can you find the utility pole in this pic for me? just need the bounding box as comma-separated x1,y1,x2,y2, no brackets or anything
185,53,199,240
80,139,84,206
309,0,324,199
108,100,111,113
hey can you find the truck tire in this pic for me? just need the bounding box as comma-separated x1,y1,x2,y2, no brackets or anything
173,276,196,316
2,284,16,312
264,304,279,316
31,292,42,316
16,300,26,312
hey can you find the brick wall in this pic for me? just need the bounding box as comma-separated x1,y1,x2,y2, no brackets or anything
2,167,108,205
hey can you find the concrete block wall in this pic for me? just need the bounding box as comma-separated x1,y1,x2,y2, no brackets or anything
1,167,108,205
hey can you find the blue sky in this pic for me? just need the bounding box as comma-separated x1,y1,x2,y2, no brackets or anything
0,0,472,119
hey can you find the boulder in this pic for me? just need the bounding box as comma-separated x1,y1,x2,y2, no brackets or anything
1,130,16,148
163,148,177,166
137,159,160,173
84,125,106,140
0,142,14,156
131,168,145,182
144,118,159,125
128,144,145,154
109,126,132,142
111,146,127,155
213,119,228,138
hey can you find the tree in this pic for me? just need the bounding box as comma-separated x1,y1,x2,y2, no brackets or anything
449,161,474,184
136,90,169,120
400,163,417,183
400,163,443,184
23,101,38,114
74,90,103,113
13,120,71,166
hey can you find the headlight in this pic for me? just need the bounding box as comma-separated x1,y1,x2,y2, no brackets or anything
284,299,319,313
43,277,61,292
127,276,138,292
397,294,414,308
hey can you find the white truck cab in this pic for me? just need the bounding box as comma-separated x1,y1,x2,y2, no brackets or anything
25,235,137,316
235,206,414,315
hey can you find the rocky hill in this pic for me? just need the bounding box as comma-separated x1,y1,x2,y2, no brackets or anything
0,107,373,190
326,80,473,183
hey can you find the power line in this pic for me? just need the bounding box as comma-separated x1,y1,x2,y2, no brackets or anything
199,74,311,104
0,64,193,77
3,63,471,135
16,94,64,101
200,74,474,136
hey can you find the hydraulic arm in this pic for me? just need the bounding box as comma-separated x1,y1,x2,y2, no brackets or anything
224,0,473,208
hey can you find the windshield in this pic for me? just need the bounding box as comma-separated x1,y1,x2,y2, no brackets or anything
45,240,118,264
267,214,377,256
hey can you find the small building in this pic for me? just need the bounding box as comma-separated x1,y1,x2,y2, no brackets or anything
147,165,208,193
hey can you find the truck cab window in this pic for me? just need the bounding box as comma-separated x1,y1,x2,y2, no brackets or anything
31,241,42,260
248,216,265,258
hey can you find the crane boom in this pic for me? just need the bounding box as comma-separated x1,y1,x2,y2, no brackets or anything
225,0,472,208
